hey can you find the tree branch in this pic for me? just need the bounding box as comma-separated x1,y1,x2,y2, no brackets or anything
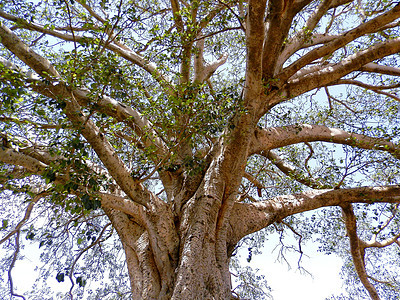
0,192,48,245
0,55,168,157
193,37,228,83
260,149,331,189
0,11,175,94
278,3,400,83
330,79,400,102
341,203,381,300
360,63,400,76
7,231,26,300
229,185,400,244
250,124,400,158
0,147,47,174
262,0,312,78
243,0,267,104
2,192,48,300
0,23,60,79
281,37,400,101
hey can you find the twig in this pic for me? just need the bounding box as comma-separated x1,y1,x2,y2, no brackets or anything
68,223,112,299
0,192,48,245
8,231,26,300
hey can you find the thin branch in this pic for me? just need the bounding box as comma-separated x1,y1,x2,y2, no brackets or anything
215,0,245,31
261,150,330,189
67,223,112,299
324,86,357,113
280,220,305,270
330,79,400,102
0,192,48,245
3,193,47,300
8,231,26,300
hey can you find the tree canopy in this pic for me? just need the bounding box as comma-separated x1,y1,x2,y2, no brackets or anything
1,0,400,299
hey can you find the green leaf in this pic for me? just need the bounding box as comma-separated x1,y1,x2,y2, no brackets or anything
56,272,65,283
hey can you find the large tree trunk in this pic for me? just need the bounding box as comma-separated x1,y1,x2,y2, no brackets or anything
106,194,234,300
104,117,255,299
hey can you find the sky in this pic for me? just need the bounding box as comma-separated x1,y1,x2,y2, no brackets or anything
234,232,348,300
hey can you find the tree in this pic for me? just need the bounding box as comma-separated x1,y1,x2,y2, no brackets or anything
1,0,400,299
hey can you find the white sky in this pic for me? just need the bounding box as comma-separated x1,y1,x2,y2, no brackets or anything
235,232,348,300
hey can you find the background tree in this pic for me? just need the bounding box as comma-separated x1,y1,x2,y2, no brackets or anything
1,0,400,299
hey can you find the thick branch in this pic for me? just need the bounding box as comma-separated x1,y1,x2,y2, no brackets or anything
243,0,267,104
341,203,381,300
0,147,47,174
278,3,400,82
104,208,161,299
282,37,400,101
262,0,312,78
100,193,143,221
229,185,400,244
250,124,400,158
0,23,60,79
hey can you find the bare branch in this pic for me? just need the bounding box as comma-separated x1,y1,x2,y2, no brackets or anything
229,185,400,243
194,37,228,83
76,0,106,23
8,231,26,300
330,79,400,102
100,193,143,221
243,0,267,103
331,79,400,91
262,0,313,78
243,171,265,190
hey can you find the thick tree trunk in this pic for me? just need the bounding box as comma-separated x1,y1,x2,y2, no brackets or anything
106,201,234,300
102,113,255,299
